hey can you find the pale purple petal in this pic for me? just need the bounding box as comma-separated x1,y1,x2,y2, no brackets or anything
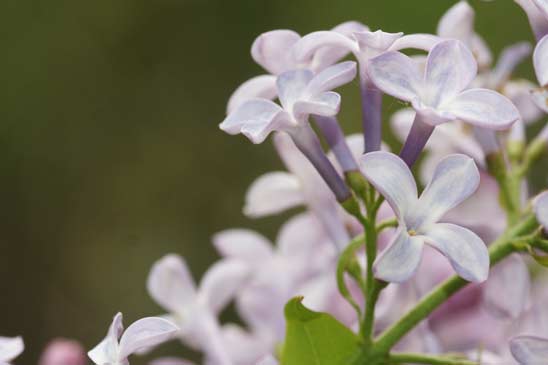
490,42,531,89
423,223,489,282
293,91,341,118
510,335,548,364
516,0,548,40
220,325,273,365
243,171,304,217
118,318,178,360
293,31,359,64
484,254,530,319
534,0,548,20
366,51,422,102
0,337,23,362
199,260,250,314
88,313,124,365
442,88,520,130
534,191,548,230
534,35,548,86
531,87,548,113
471,34,493,69
414,154,480,227
220,99,291,144
257,355,279,365
147,254,197,314
436,1,474,44
39,339,86,365
305,61,357,95
423,40,477,106
276,69,314,110
352,30,403,52
212,229,273,263
389,33,442,52
360,151,418,219
504,80,543,124
251,30,301,75
227,75,277,114
373,228,424,283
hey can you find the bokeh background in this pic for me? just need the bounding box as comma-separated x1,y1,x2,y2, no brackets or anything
0,0,541,363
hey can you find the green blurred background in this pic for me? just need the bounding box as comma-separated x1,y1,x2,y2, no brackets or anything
0,0,538,363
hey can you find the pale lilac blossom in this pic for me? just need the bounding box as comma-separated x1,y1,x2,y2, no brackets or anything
534,191,548,231
510,336,548,364
515,0,548,40
361,151,489,282
39,339,86,365
88,313,178,365
0,336,23,365
532,35,548,113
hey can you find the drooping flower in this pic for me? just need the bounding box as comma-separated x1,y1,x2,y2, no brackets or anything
221,62,357,202
294,24,439,153
367,39,520,166
510,335,548,364
88,313,178,365
360,151,489,282
0,336,23,365
39,339,86,365
146,254,249,365
244,132,351,248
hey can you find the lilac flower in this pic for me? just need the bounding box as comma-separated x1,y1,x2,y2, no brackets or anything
515,0,548,40
146,254,249,365
534,191,548,231
88,313,178,365
220,62,357,202
0,336,23,365
437,0,492,69
510,336,548,364
367,39,520,166
532,35,548,113
39,339,86,365
294,24,439,152
360,151,489,282
244,132,350,248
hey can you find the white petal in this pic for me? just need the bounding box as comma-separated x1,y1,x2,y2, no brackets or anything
251,30,301,75
293,31,359,64
436,1,475,44
423,40,477,106
147,254,197,314
149,357,195,365
424,223,489,282
366,51,422,102
293,91,340,118
531,87,548,113
257,355,279,365
490,42,531,88
220,99,291,144
484,254,530,319
389,33,441,52
510,335,548,364
0,337,23,362
118,317,178,360
243,171,304,217
227,75,277,114
413,154,479,228
503,80,543,124
88,313,124,365
276,69,314,110
534,0,548,20
534,191,548,230
373,228,424,283
534,35,548,86
471,34,493,69
199,260,250,314
360,151,418,219
331,21,369,35
442,88,520,130
353,30,403,52
212,229,273,263
305,61,357,95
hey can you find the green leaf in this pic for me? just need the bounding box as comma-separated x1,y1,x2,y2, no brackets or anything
281,297,361,365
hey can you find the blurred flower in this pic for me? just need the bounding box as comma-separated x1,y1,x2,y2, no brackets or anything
39,339,86,365
515,0,548,40
367,39,519,165
361,152,489,282
510,335,548,364
146,254,249,365
88,313,178,365
0,336,23,365
534,191,548,231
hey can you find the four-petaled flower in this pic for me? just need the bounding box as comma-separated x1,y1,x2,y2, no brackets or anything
88,313,178,365
360,151,489,283
0,336,23,365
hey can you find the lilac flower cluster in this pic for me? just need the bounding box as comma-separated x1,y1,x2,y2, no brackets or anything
5,1,548,365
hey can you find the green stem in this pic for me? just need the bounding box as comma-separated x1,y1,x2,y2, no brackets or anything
362,216,378,344
486,153,521,224
376,218,398,232
373,214,538,353
389,353,477,365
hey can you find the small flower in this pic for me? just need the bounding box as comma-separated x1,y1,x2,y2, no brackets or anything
0,336,24,365
88,313,178,365
510,335,548,364
367,39,519,166
534,191,548,231
221,62,357,202
515,0,548,40
532,35,548,113
360,151,489,283
39,339,86,365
